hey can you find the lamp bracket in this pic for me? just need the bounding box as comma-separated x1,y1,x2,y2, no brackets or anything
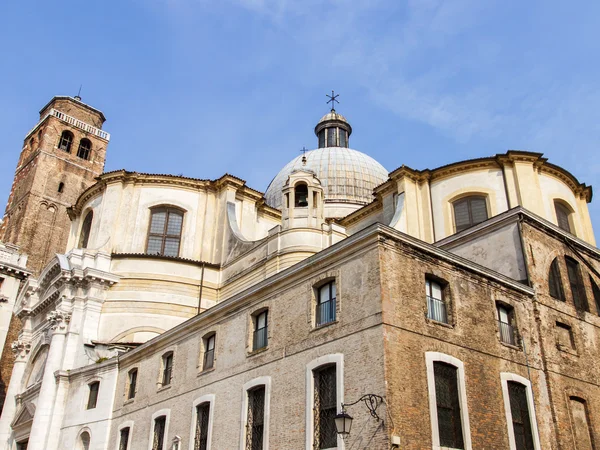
341,394,384,422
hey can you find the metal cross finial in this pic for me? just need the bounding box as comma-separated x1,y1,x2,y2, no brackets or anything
300,146,308,165
300,146,308,156
326,90,339,112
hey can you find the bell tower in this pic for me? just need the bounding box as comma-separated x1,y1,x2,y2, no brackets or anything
0,96,110,275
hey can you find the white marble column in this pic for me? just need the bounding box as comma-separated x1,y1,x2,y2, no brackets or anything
0,340,31,449
27,311,70,450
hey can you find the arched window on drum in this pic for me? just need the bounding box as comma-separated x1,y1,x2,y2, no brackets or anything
452,195,488,233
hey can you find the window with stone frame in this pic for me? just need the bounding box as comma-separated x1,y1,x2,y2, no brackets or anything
78,211,93,249
565,257,589,312
590,276,600,316
203,334,216,371
161,352,173,386
433,362,464,449
152,416,167,450
313,364,337,449
119,427,130,450
556,322,575,351
245,386,265,450
548,258,566,301
77,138,92,160
507,382,535,450
146,207,184,257
316,281,336,327
497,302,519,346
426,277,449,324
252,309,268,351
58,130,74,153
194,402,210,450
569,397,594,449
554,201,572,233
87,381,100,409
79,431,91,450
127,368,138,400
452,195,488,232
295,183,308,207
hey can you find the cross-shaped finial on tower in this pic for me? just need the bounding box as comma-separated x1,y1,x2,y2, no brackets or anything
326,90,339,112
300,146,308,165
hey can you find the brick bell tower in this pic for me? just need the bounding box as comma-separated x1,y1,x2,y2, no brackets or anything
0,95,110,275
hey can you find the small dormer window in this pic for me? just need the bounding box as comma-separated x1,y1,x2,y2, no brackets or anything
295,183,308,207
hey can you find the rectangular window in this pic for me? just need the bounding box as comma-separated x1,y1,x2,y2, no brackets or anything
508,382,534,450
434,362,464,449
326,128,336,147
194,402,210,450
565,257,588,312
119,427,130,450
497,304,518,346
147,207,184,257
569,397,594,450
316,282,336,326
556,322,575,351
87,381,99,409
203,335,215,371
426,279,448,324
153,416,166,450
314,365,337,449
246,386,265,450
128,369,137,400
253,310,268,351
162,353,173,386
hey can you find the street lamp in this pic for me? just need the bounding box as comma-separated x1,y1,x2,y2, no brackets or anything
334,394,384,437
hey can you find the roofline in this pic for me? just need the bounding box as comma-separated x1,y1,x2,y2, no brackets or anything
39,96,106,123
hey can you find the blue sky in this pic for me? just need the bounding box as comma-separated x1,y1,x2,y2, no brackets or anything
1,0,599,232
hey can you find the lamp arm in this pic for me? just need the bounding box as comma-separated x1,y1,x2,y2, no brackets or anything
341,394,385,421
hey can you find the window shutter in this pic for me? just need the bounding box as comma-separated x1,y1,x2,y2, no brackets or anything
590,277,600,316
555,202,571,232
453,200,471,232
548,259,565,301
565,257,588,312
470,197,488,225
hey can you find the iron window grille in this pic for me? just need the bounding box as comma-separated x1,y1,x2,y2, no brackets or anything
313,365,337,449
77,138,92,160
152,416,166,450
253,311,268,351
246,386,265,450
194,402,210,450
507,382,535,450
453,196,488,232
162,353,173,386
58,130,73,153
316,282,336,326
128,369,137,400
119,427,130,450
87,381,99,409
146,207,184,257
203,335,215,370
565,257,589,312
434,362,464,449
548,258,566,301
426,279,448,324
554,201,572,233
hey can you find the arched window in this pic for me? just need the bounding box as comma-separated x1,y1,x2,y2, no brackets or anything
452,195,488,232
78,211,93,249
78,431,90,450
294,183,308,207
58,130,74,153
548,258,565,301
146,207,184,257
554,201,572,233
565,257,588,312
77,138,92,160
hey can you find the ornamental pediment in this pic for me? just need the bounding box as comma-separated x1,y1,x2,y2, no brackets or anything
11,402,35,428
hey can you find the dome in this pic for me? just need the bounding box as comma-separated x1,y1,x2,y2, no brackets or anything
265,147,389,211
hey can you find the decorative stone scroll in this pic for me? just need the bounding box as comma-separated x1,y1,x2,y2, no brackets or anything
11,340,31,359
47,310,71,331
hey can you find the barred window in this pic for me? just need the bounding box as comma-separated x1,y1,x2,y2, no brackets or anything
161,352,173,386
548,258,565,301
77,138,92,160
565,257,588,312
453,196,488,232
253,310,268,351
78,211,93,249
508,382,534,450
87,381,99,409
127,369,137,400
58,130,74,153
203,334,215,371
119,427,130,450
426,278,448,324
554,201,572,233
434,362,464,449
146,207,184,257
194,402,210,450
316,281,336,326
497,303,518,346
314,365,337,449
152,416,166,450
246,386,265,450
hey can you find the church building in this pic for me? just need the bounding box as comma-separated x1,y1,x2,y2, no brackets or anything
0,94,598,450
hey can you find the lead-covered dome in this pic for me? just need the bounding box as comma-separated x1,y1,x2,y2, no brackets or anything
265,147,389,211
